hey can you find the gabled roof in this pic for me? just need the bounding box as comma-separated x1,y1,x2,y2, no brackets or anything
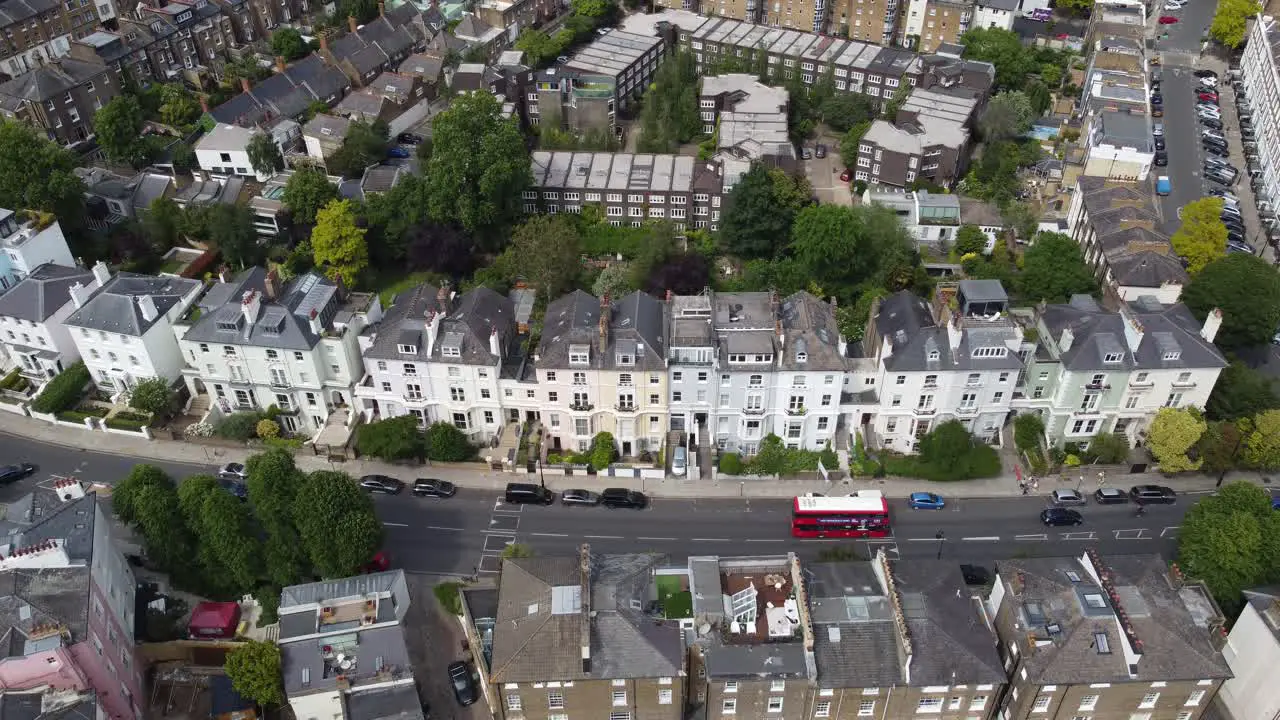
779,292,845,371
0,59,106,103
872,290,1023,372
535,290,667,371
490,553,683,683
64,273,199,336
365,284,512,365
0,691,97,720
1038,295,1225,372
0,264,95,324
180,269,342,351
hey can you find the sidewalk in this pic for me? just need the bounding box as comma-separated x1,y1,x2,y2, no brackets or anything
1,410,1271,500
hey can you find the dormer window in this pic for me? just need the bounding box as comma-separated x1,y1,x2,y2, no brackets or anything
617,353,634,366
927,350,939,361
441,345,460,357
1163,351,1180,361
1104,352,1123,363
398,344,417,355
796,351,807,363
972,347,1008,358
569,345,589,366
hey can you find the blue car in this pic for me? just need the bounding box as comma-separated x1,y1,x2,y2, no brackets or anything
387,146,411,158
908,492,945,510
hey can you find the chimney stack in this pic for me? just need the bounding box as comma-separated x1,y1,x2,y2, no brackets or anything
199,95,209,113
1059,326,1075,353
138,295,159,323
241,290,261,326
91,261,110,288
771,290,781,339
437,284,449,309
489,328,500,357
264,269,280,300
1201,307,1223,344
320,32,329,52
378,0,385,15
68,282,90,309
240,76,251,94
309,307,323,335
348,14,359,33
579,543,592,675
276,55,286,72
665,289,672,303
598,294,611,354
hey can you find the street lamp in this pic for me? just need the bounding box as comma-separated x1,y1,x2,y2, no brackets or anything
935,530,945,560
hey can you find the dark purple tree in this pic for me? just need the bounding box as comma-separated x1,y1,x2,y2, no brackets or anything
406,222,476,277
645,253,711,296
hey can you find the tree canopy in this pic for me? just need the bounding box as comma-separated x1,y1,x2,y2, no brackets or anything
1208,362,1280,421
978,91,1033,141
356,415,427,461
326,120,388,178
497,214,582,301
1018,232,1099,302
720,164,811,259
1148,407,1206,473
282,165,340,225
427,91,531,242
129,377,174,417
1182,253,1280,351
1178,481,1280,613
270,27,310,61
225,641,285,706
1171,197,1227,276
95,96,151,167
0,122,85,230
789,204,915,297
293,471,383,578
311,199,369,284
636,50,701,153
246,132,284,177
1211,0,1261,48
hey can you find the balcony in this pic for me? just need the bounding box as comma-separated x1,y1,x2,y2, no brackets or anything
1129,377,1154,387
913,406,936,416
956,405,978,416
1084,383,1110,391
569,402,595,412
269,380,292,389
403,394,425,403
615,403,637,412
922,382,938,390
785,407,808,416
1172,379,1198,388
743,407,765,415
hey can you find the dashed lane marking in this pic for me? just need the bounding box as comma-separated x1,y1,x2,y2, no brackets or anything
489,515,520,532
530,532,569,537
1061,531,1097,541
962,536,1001,541
1115,529,1148,540
584,535,624,539
637,536,677,541
483,535,515,553
383,522,409,527
477,554,502,573
1161,526,1181,538
1015,534,1049,541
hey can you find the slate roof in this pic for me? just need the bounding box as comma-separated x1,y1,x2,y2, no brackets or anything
1038,295,1226,372
999,554,1232,684
280,569,406,609
63,272,200,337
345,684,426,720
0,691,97,720
0,59,106,103
365,283,512,365
872,290,1024,372
536,290,666,371
779,292,845,371
1243,587,1280,643
1107,250,1188,289
180,269,342,351
0,0,58,27
397,54,444,82
208,54,351,127
489,553,683,683
0,264,95,324
809,560,1004,688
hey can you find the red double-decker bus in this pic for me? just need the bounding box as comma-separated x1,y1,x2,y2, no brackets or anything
791,492,891,538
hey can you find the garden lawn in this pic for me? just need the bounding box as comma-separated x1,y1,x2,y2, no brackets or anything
655,574,693,619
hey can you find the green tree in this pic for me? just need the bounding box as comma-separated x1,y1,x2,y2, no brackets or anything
179,475,262,592
225,641,285,706
498,214,582,302
978,90,1033,141
881,82,911,121
311,199,369,283
1025,80,1052,116
953,225,989,256
1182,253,1280,351
1148,407,1207,473
245,449,308,586
144,197,184,251
95,96,151,167
246,132,284,178
1019,231,1099,302
425,422,474,461
838,120,872,171
356,415,426,461
1197,420,1246,483
1171,197,1228,275
588,431,617,469
112,464,173,527
820,93,875,133
121,469,196,580
915,421,1000,481
293,471,382,578
1208,362,1280,421
1178,481,1280,613
327,120,388,178
223,55,269,87
0,122,86,231
571,0,613,17
1210,0,1261,49
428,91,531,241
959,27,1039,91
171,141,196,172
514,29,562,67
1013,412,1045,453
270,27,309,61
158,84,201,128
193,204,259,269
1056,0,1093,15
1243,409,1280,470
720,164,806,259
637,50,701,152
592,262,636,299
1002,201,1039,241
1086,432,1129,464
789,204,914,297
282,165,340,225
129,377,174,417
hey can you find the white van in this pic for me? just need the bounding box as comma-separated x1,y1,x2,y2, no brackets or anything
672,446,687,476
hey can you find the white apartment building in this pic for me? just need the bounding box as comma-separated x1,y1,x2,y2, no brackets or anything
1010,294,1226,446
856,281,1024,453
972,0,1016,31
1217,588,1280,720
63,263,204,394
0,263,98,382
174,268,381,435
0,209,75,291
195,124,270,181
355,283,513,443
515,290,669,457
667,290,847,455
1240,16,1280,213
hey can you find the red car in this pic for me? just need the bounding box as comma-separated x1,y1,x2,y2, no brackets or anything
361,550,390,573
1158,15,1178,23
840,169,852,182
1198,93,1218,103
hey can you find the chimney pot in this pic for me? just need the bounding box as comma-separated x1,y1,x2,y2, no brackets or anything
275,55,286,72
320,33,329,52
240,76,251,94
199,95,209,113
378,0,385,15
348,14,359,33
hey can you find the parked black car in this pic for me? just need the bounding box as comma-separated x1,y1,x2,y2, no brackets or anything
1153,136,1166,151
1154,152,1168,166
0,463,35,484
397,132,424,145
412,478,456,498
561,489,601,506
601,488,648,509
1094,487,1129,504
960,564,992,585
359,475,405,494
1203,144,1229,158
1129,485,1177,504
447,662,478,706
1041,508,1084,527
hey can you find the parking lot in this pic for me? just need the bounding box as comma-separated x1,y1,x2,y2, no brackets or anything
802,136,853,206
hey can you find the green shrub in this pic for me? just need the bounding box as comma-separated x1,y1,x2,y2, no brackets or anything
0,368,24,391
357,415,426,461
547,452,563,464
56,410,96,424
1013,413,1045,454
113,410,151,423
216,411,264,441
256,419,281,439
75,405,109,417
743,435,824,475
588,431,617,470
425,422,474,461
105,417,148,431
434,581,464,615
263,436,304,450
31,362,90,414
719,452,743,474
818,443,839,471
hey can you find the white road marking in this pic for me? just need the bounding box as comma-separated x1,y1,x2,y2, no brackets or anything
745,539,785,543
962,536,1001,541
1114,529,1148,540
383,522,409,527
584,535,624,539
426,525,465,532
637,536,677,541
692,538,730,542
483,535,515,552
906,537,945,542
1015,534,1049,541
1061,531,1097,540
1161,526,1181,538
530,532,569,537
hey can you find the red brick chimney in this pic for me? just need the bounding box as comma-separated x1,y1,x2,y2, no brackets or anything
240,77,251,93
275,55,286,72
348,14,358,32
319,33,329,52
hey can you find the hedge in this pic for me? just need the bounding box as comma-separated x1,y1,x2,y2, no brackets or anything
104,417,148,431
881,445,1002,481
31,363,90,414
55,410,98,424
113,410,152,423
0,368,25,391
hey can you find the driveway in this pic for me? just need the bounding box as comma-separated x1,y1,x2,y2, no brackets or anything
802,136,853,206
402,574,490,720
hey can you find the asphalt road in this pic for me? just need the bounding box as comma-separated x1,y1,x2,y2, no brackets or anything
0,431,1200,579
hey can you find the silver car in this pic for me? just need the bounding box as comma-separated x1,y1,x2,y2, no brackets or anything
217,462,248,482
1051,488,1087,506
561,489,601,506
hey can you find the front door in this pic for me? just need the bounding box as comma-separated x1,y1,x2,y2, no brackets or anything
622,441,632,456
